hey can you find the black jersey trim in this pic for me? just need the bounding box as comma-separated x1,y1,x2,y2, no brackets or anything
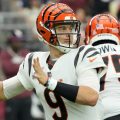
28,53,34,76
74,46,85,68
82,47,97,60
87,51,99,58
92,39,117,46
22,60,25,69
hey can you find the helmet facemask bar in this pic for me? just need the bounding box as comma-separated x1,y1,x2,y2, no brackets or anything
46,20,81,52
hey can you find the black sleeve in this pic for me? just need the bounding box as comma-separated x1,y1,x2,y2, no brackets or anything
54,82,79,102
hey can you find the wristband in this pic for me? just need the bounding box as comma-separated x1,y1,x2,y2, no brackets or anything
44,77,57,91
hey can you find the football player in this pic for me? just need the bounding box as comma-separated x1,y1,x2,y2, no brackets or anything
0,3,106,120
84,13,120,120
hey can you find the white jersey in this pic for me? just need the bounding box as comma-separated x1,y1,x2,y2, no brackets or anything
17,45,106,120
95,44,120,119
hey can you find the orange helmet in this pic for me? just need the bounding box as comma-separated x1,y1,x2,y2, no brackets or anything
36,3,81,53
84,14,120,45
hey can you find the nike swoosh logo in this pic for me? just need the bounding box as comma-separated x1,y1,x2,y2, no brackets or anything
89,57,97,62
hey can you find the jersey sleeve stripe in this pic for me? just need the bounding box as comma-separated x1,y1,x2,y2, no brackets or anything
28,53,34,76
74,46,85,68
22,60,25,69
87,51,99,58
82,48,97,60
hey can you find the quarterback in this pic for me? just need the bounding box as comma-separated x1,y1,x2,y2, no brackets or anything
0,3,106,120
85,13,120,120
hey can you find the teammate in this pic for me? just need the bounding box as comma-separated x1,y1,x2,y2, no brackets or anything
0,3,106,120
84,13,120,120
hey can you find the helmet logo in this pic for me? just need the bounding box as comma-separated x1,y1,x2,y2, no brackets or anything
65,16,76,20
112,28,119,33
96,24,104,29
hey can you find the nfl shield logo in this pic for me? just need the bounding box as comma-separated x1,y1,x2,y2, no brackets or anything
96,24,104,29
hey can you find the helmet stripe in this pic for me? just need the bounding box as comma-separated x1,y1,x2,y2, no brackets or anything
47,4,72,21
54,9,72,20
48,7,58,21
47,4,63,21
42,3,55,22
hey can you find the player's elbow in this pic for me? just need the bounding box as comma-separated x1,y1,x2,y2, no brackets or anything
76,86,99,106
87,93,99,106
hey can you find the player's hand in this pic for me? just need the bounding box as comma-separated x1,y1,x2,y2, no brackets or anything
33,57,48,85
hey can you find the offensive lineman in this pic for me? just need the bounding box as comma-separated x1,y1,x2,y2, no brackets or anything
85,13,120,120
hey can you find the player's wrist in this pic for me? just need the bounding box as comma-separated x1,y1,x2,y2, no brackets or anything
44,77,79,102
44,77,57,90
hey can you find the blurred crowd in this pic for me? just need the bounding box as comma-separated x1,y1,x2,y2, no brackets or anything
0,0,120,120
0,0,120,45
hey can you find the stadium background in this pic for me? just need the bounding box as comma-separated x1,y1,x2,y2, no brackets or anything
0,0,120,120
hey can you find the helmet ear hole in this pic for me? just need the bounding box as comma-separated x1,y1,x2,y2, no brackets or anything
50,35,57,45
45,21,50,28
40,30,45,34
50,38,54,44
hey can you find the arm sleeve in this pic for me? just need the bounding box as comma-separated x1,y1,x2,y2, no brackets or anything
3,76,26,99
